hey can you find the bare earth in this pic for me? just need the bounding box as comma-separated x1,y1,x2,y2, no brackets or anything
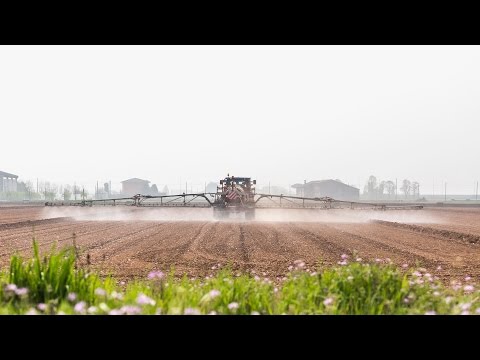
0,206,479,282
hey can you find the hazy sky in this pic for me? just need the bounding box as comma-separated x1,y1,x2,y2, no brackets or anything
1,45,479,194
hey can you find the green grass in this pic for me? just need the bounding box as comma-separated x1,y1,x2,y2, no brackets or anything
0,240,478,315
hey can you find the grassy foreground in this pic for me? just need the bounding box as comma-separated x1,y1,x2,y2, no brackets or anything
0,241,478,315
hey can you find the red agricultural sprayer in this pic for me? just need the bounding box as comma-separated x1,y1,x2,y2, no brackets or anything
45,174,423,220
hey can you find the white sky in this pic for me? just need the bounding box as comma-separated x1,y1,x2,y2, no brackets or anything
1,45,479,194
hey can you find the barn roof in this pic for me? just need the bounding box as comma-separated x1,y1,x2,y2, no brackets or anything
291,179,359,190
121,178,150,184
0,170,18,178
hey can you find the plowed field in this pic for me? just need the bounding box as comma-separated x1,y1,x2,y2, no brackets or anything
0,206,478,282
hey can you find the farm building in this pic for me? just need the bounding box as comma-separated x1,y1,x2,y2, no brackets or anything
121,178,160,197
0,170,18,193
291,179,359,201
121,178,151,196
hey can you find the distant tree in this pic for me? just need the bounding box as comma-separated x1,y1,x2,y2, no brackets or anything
411,181,420,199
400,179,411,199
378,181,385,199
364,175,378,200
162,185,169,195
384,180,395,199
206,182,218,193
150,184,159,195
73,185,82,200
63,185,72,201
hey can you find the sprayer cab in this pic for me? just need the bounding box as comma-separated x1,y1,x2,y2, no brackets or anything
214,175,256,220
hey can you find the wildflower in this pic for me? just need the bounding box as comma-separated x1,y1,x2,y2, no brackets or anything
25,308,38,315
15,288,28,297
425,311,436,315
147,270,165,280
37,303,47,312
120,305,142,315
436,265,442,271
356,258,363,262
433,291,440,297
310,272,317,276
67,293,77,302
402,263,408,268
254,275,260,281
461,311,470,315
385,258,392,263
460,303,471,311
120,281,126,286
208,289,221,299
416,279,424,285
88,306,98,314
99,303,110,312
323,297,334,306
109,309,123,315
412,271,422,277
94,288,107,297
445,296,453,304
288,265,293,271
465,276,471,281
262,272,267,276
74,301,87,314
337,260,347,266
110,291,124,300
136,293,156,306
251,311,260,315
228,302,239,310
375,258,382,263
184,308,201,315
464,285,474,293
424,273,432,278
211,266,216,270
4,284,17,292
274,287,279,293
475,308,480,314
341,254,349,260
403,298,410,304
347,276,354,281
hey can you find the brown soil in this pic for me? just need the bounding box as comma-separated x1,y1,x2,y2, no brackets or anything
0,206,478,282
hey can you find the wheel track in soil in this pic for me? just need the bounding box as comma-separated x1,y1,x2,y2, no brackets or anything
373,220,480,245
321,223,441,268
0,222,133,258
323,222,480,278
103,222,212,277
0,217,72,231
0,219,93,244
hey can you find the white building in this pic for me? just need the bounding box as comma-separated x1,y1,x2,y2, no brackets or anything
0,170,18,192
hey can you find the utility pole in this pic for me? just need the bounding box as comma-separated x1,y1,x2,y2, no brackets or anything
433,178,434,200
395,178,397,201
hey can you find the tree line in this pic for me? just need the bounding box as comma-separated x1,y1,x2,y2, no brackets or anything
363,176,420,200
